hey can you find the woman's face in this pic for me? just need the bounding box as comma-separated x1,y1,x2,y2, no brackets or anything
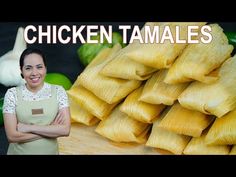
21,53,47,91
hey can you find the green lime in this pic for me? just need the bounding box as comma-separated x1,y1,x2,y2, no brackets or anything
0,98,4,126
45,73,72,90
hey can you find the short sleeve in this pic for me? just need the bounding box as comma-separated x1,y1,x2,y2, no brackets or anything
56,86,69,109
3,88,17,114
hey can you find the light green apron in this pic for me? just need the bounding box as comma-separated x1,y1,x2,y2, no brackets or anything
7,85,59,155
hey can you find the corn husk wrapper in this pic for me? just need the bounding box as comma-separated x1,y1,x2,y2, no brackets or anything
183,128,230,155
126,22,206,69
146,109,191,154
78,44,141,104
164,24,234,84
120,86,166,123
71,47,113,89
159,102,214,137
95,105,150,143
205,108,236,145
178,55,236,118
229,146,236,155
67,85,118,120
67,47,113,125
100,23,159,80
68,96,100,126
139,70,189,105
100,45,157,80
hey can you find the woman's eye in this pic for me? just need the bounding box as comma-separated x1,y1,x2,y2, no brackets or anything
37,66,43,69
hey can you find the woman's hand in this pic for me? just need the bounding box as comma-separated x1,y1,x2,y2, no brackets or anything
51,110,66,125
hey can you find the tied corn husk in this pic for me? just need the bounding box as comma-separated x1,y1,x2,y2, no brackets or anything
205,108,236,145
126,22,206,69
78,43,141,104
99,23,159,80
164,24,234,84
159,102,214,137
146,109,191,154
183,128,230,155
68,96,100,126
178,54,236,118
67,85,118,120
120,86,166,123
95,105,150,143
139,70,189,105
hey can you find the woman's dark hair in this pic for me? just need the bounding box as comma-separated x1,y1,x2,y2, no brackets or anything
19,47,47,70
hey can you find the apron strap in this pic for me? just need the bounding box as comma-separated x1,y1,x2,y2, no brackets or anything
16,86,23,102
50,84,57,100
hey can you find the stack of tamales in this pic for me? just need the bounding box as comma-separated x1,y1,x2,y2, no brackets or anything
67,22,236,154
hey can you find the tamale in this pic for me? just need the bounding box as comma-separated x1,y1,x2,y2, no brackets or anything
139,70,189,105
178,54,236,118
120,86,166,123
68,47,115,122
205,108,236,145
68,96,100,126
71,47,113,89
159,102,214,137
67,85,118,120
78,44,141,104
99,23,159,80
183,128,230,155
126,22,206,69
146,109,191,155
164,24,234,84
100,44,157,80
95,105,150,143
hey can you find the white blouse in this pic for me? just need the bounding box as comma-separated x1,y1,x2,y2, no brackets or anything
3,82,69,114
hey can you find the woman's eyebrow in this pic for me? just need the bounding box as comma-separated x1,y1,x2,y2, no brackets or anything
36,64,43,66
24,64,43,67
24,65,32,68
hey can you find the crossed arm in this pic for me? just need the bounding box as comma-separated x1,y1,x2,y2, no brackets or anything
4,107,71,143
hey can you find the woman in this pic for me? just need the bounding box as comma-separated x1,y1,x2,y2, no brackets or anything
3,48,71,155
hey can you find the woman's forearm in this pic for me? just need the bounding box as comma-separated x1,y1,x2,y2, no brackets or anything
3,113,43,143
23,124,70,138
16,108,71,138
8,131,42,143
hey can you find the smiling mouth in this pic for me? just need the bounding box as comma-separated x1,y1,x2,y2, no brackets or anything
30,77,40,83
